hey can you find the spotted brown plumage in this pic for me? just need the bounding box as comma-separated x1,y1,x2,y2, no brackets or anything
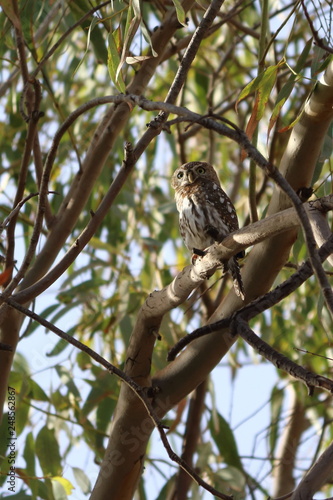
171,161,245,300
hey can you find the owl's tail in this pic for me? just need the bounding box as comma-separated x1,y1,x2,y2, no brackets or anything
228,257,245,301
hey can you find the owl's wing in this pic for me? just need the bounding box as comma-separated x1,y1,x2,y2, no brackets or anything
204,224,220,241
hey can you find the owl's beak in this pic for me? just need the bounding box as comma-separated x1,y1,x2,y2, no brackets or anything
187,171,196,183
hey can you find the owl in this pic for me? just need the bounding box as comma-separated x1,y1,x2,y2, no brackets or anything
171,161,245,300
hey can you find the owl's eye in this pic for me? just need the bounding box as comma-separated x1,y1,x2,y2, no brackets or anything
197,167,206,174
177,171,184,179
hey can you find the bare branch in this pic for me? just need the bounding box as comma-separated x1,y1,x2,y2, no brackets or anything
168,233,333,361
235,318,333,394
31,1,110,78
300,0,333,55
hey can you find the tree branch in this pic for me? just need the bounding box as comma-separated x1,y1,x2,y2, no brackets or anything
273,386,309,497
5,80,43,281
168,233,333,361
291,440,333,499
235,318,333,394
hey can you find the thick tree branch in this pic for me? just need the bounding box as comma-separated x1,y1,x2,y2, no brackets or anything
273,386,309,497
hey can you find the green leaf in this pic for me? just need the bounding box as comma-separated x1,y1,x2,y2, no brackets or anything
269,386,284,456
55,366,81,399
36,426,62,477
107,31,126,93
118,2,141,77
171,0,187,27
140,20,158,57
256,66,280,119
28,379,50,402
46,336,71,357
238,61,283,111
73,16,100,76
23,432,36,477
268,40,313,135
209,412,243,470
23,304,60,337
213,466,246,493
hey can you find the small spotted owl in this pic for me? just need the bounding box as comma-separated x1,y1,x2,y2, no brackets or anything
171,161,245,300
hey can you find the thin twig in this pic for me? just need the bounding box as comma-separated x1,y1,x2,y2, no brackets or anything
31,1,110,78
235,317,333,394
13,143,139,304
1,192,57,302
300,0,333,55
0,193,40,234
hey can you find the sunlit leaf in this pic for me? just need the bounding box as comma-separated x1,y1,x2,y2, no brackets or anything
52,476,74,496
268,40,313,136
171,0,187,27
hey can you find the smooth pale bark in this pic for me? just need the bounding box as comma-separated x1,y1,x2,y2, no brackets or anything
92,61,333,499
272,386,309,496
291,441,333,500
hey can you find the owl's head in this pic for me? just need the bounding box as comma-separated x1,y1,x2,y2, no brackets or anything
171,161,220,190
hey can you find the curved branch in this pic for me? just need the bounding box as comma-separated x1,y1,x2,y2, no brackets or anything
14,143,137,303
291,440,333,499
235,318,333,394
